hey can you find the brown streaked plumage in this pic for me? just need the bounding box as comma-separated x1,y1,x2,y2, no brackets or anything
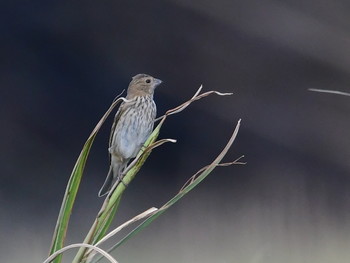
98,74,162,197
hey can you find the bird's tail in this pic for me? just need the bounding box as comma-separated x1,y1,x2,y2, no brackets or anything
98,166,114,197
98,159,126,197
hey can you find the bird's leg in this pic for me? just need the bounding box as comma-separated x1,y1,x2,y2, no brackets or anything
117,170,128,188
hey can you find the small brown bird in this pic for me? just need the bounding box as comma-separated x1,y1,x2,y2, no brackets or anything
98,74,162,196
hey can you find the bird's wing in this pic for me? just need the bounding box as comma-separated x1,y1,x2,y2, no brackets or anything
109,104,124,148
108,98,137,149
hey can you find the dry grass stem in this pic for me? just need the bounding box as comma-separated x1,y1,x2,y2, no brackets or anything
43,243,118,263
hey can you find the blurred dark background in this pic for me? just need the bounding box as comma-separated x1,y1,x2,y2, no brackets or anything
1,1,350,262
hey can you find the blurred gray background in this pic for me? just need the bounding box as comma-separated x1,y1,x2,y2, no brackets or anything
1,0,350,262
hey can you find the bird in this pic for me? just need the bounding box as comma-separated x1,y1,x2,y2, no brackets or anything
98,74,162,197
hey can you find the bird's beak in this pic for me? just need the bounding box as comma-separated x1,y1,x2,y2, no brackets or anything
154,78,162,87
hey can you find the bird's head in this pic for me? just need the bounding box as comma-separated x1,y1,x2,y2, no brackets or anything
127,74,162,98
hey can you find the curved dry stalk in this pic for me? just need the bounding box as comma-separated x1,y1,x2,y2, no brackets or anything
155,85,233,121
44,243,118,263
165,90,233,117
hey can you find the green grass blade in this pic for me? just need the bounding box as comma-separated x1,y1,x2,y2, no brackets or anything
48,98,123,263
48,136,96,263
92,197,121,245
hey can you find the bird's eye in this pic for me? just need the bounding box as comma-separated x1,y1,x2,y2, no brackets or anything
145,79,151,84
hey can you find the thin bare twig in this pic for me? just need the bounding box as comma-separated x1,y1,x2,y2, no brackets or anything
308,88,350,97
